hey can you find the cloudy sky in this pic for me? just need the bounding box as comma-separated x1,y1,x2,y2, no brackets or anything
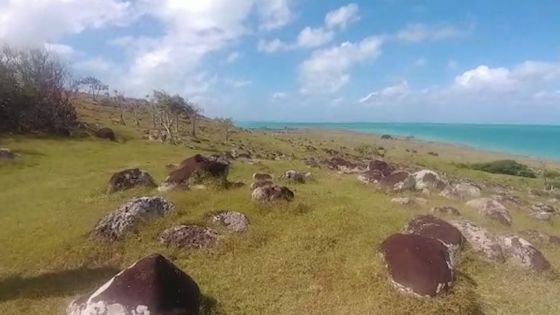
1,0,560,123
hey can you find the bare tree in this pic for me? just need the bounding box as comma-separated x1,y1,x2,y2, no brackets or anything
111,89,127,125
190,105,202,138
77,76,108,101
217,118,234,144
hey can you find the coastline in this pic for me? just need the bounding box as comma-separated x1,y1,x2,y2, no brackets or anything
245,125,560,168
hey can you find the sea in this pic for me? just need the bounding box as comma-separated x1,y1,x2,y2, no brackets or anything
236,122,560,161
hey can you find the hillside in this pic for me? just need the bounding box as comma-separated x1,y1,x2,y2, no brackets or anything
1,98,560,314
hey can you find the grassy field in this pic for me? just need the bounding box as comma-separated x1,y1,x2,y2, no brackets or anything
1,103,560,314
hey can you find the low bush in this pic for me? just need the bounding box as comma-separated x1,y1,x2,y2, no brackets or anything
469,160,536,178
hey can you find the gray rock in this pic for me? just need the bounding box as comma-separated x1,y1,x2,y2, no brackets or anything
440,182,481,200
210,211,249,232
500,234,550,272
391,197,428,207
160,225,218,249
413,170,446,192
252,172,273,181
252,185,294,202
466,198,512,226
450,220,504,262
92,197,175,241
280,170,306,183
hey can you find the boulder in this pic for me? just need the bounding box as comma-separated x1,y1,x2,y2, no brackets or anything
252,172,273,181
379,233,454,297
499,234,550,272
210,211,249,232
107,168,157,193
530,203,558,221
367,159,394,177
252,185,294,202
357,170,384,184
379,171,416,191
391,197,428,207
280,170,307,183
0,148,15,159
159,225,218,249
493,193,526,206
450,220,504,262
92,197,175,241
95,127,116,141
323,157,365,174
67,254,200,315
466,198,512,226
250,180,274,190
413,170,446,192
160,154,229,191
404,215,465,265
431,206,461,216
440,182,482,200
519,230,560,246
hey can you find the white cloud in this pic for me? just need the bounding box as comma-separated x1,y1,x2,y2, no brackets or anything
296,27,334,48
299,36,383,94
359,81,409,103
272,92,288,100
226,51,240,63
453,65,516,92
0,0,132,46
257,38,291,53
258,0,293,30
396,23,465,43
44,43,76,58
325,3,360,29
225,78,252,88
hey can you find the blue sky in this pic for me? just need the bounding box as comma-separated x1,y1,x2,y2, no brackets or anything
1,0,559,123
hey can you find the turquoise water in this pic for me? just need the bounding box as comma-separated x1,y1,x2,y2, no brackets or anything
237,122,560,160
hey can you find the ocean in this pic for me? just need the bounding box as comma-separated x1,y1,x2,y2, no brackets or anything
236,122,560,161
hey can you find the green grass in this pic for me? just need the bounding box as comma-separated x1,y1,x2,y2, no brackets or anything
1,121,560,314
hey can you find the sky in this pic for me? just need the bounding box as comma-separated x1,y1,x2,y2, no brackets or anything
1,0,560,124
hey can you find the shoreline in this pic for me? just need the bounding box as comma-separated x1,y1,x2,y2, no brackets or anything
247,125,560,167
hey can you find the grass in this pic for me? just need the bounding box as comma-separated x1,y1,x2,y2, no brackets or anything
1,103,560,314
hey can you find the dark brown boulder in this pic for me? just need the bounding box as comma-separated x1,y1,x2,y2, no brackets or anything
160,154,229,191
67,254,200,315
404,215,465,264
323,157,365,173
107,168,157,193
95,127,116,141
368,159,394,177
379,233,454,297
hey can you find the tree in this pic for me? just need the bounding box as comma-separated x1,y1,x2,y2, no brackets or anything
76,76,108,101
111,90,126,125
217,118,234,144
0,45,77,134
190,105,202,138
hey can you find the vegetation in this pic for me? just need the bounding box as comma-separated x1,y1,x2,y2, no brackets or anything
469,159,537,178
0,46,77,135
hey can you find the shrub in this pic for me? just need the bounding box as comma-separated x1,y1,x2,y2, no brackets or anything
470,160,536,178
0,46,77,135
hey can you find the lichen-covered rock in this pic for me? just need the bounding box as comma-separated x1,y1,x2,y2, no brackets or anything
404,215,465,265
0,148,15,159
67,254,200,315
440,182,481,200
450,220,504,262
379,171,416,191
379,233,454,297
107,168,157,193
250,180,274,190
391,197,428,207
431,206,461,216
413,170,446,192
466,198,512,226
280,170,307,183
529,203,558,221
159,154,229,191
159,225,218,249
500,234,551,272
252,185,294,202
357,169,384,184
92,197,175,241
210,211,249,232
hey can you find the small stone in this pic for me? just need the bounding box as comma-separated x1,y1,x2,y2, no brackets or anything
431,206,461,216
0,148,15,159
159,225,218,249
210,211,249,232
